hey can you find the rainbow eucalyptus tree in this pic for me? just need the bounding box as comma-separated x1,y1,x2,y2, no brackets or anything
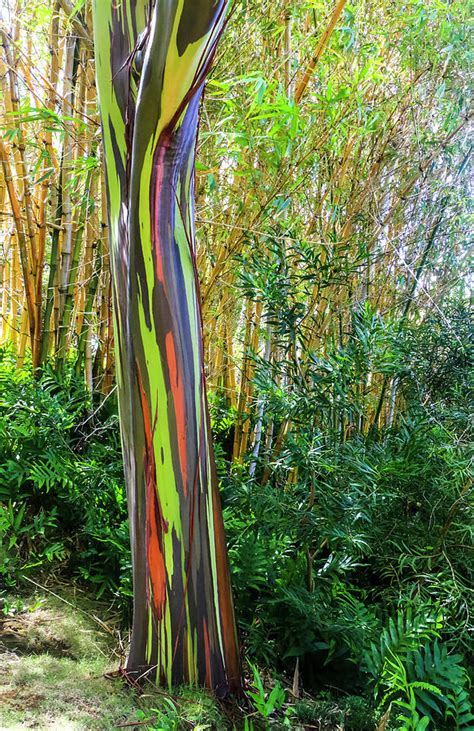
92,1,240,695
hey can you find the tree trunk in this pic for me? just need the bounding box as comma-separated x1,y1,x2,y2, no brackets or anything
92,0,240,695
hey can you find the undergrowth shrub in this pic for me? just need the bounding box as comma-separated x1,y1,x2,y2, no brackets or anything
0,349,131,610
212,299,473,725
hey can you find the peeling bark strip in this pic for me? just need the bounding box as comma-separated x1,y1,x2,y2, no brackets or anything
92,0,240,695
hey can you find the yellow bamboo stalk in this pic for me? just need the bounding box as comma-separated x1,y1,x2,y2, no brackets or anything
0,234,12,344
16,306,29,369
225,316,237,410
294,0,348,105
283,2,292,93
57,33,78,323
10,242,20,348
0,138,37,355
232,298,253,461
213,313,225,392
0,30,38,277
238,300,263,461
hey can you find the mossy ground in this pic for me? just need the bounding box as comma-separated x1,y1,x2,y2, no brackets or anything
0,588,228,730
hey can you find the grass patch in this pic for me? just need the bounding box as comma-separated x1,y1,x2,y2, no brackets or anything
0,589,228,730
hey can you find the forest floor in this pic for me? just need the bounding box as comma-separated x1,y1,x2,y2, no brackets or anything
0,583,378,730
0,584,235,730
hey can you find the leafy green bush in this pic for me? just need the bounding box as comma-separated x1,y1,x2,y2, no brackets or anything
0,349,130,608
212,299,472,722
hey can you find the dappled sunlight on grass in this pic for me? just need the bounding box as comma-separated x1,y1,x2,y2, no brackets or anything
0,592,228,730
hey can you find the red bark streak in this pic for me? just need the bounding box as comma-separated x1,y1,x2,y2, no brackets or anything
136,364,168,619
147,488,167,618
151,138,171,286
165,331,188,495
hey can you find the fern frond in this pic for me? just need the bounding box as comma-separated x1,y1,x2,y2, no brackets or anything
363,607,441,679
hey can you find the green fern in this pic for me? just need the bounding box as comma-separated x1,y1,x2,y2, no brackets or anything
27,450,74,491
405,641,474,728
363,607,442,680
377,639,473,729
378,650,438,729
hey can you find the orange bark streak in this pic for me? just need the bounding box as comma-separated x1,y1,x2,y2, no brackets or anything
147,480,167,618
137,364,167,618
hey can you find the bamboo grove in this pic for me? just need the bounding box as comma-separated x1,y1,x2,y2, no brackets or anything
1,0,471,412
0,0,472,688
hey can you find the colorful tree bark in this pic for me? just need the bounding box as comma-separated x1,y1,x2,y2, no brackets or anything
92,0,240,695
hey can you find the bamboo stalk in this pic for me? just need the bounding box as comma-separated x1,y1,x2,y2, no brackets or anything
33,1,61,365
16,305,29,368
0,233,12,343
0,138,37,356
10,241,20,347
294,0,348,104
76,238,101,376
238,300,262,460
249,324,272,477
232,298,253,461
57,34,80,325
57,162,94,364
